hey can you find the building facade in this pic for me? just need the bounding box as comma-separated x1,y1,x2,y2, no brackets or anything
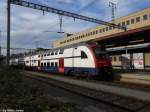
52,8,150,48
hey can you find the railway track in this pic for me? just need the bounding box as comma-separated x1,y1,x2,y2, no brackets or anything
22,71,150,112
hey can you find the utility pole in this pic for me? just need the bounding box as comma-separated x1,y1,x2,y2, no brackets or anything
109,1,117,23
7,0,11,66
59,15,63,33
0,30,1,56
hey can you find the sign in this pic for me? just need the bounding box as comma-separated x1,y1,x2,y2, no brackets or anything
133,53,144,69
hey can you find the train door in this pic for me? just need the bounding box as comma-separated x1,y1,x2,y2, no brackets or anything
59,58,64,73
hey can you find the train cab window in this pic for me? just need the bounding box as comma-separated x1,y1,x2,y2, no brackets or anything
41,63,43,67
47,62,50,67
51,62,54,67
44,63,46,67
93,47,108,59
143,14,148,20
81,51,88,59
55,62,58,67
131,18,135,24
136,17,140,23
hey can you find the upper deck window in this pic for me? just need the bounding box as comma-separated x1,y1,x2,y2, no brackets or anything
59,49,64,54
143,14,148,20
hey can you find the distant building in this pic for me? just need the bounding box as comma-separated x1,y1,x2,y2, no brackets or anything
52,8,150,48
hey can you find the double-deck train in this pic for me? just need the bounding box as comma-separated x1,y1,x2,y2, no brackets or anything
10,43,113,80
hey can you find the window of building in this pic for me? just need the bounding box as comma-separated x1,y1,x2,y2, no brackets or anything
51,62,54,67
103,28,105,32
114,57,116,62
99,29,102,33
81,51,88,59
126,20,130,25
41,55,43,57
93,31,95,35
44,63,46,67
136,17,140,23
96,30,98,34
110,57,112,61
118,23,121,26
55,62,58,67
109,26,112,30
44,54,46,57
47,62,50,67
143,14,148,20
122,22,125,26
38,55,40,57
131,19,135,24
41,63,43,67
106,27,109,31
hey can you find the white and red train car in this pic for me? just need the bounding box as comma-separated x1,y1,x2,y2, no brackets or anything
11,43,113,79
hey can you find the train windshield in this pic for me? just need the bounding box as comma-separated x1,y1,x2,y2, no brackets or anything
93,47,109,59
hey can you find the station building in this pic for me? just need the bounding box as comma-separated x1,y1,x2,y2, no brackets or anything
52,8,150,48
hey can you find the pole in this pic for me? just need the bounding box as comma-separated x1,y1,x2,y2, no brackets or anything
109,2,116,23
7,0,11,66
0,30,1,56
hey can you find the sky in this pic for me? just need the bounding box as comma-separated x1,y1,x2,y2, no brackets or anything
0,0,150,51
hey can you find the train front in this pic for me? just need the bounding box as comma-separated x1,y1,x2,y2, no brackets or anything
91,45,113,80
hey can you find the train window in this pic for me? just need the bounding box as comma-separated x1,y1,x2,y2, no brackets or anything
81,51,88,59
143,14,148,20
34,60,36,63
131,18,135,24
59,49,64,54
41,63,43,67
44,63,46,67
47,62,50,67
51,52,54,55
47,54,50,56
114,57,116,62
136,17,140,23
55,62,58,67
126,20,130,25
51,62,54,67
55,52,58,55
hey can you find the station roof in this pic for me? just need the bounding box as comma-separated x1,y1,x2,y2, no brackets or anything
93,25,150,48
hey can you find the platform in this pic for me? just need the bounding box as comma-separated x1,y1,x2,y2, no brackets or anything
116,72,150,85
23,71,150,102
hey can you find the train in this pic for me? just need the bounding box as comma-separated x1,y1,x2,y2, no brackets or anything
10,43,113,80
